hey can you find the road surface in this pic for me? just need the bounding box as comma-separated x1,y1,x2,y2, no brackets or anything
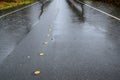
0,0,120,80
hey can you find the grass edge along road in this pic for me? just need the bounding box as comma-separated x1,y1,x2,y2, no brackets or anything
0,0,36,10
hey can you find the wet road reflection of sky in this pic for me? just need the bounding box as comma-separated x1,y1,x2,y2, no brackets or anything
0,3,43,63
0,0,120,80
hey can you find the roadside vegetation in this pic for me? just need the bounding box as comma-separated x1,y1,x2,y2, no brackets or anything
0,0,36,10
90,0,120,7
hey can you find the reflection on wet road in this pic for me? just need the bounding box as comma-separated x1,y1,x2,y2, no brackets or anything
0,0,120,80
0,2,46,62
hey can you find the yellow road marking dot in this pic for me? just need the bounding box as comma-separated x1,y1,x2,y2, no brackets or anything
43,42,48,45
34,70,40,75
40,52,44,56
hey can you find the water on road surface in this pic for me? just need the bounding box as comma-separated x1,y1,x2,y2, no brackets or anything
0,2,43,62
0,0,120,80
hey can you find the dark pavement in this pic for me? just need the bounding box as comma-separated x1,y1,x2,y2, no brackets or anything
0,0,120,80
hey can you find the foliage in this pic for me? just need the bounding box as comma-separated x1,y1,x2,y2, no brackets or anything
0,0,36,10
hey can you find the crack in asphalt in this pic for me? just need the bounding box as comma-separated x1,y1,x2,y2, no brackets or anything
38,0,51,19
39,3,45,19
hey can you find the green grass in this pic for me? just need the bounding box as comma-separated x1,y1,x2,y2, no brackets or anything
0,0,35,10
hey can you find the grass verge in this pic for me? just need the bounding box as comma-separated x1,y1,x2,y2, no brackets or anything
0,0,35,10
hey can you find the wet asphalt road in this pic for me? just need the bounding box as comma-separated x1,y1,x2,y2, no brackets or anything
0,0,120,80
0,1,50,63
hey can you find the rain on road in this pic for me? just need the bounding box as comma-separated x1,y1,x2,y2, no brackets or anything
0,0,120,80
